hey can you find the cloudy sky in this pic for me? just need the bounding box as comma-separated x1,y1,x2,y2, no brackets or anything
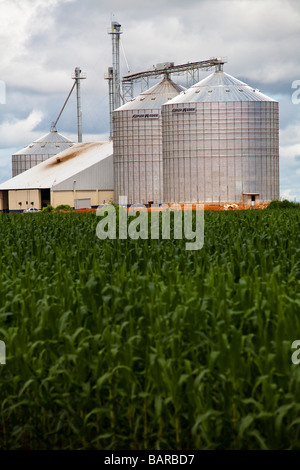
0,0,299,200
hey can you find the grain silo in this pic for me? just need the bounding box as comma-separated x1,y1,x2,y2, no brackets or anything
12,129,74,177
162,65,279,205
113,76,185,205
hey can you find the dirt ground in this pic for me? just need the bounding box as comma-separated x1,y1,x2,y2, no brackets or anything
74,202,270,213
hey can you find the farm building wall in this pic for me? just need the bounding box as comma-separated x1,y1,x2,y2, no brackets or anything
51,155,114,192
50,190,114,208
8,189,42,211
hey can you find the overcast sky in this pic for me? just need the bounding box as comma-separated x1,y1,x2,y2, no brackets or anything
0,0,299,200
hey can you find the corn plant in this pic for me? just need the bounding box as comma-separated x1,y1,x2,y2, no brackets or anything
0,209,299,449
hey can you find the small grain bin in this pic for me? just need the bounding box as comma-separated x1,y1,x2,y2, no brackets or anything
12,129,74,177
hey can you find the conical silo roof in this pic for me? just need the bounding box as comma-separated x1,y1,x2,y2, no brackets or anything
13,129,74,156
167,70,276,104
115,76,186,111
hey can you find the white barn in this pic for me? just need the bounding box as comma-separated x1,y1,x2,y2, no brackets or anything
0,141,114,212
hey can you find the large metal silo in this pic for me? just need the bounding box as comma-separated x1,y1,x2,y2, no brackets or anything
113,76,185,205
162,66,279,204
12,130,74,177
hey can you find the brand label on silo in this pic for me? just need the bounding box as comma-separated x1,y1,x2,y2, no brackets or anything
132,113,159,119
172,107,196,113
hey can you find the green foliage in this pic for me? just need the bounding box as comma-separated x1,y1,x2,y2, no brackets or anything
41,204,54,213
267,199,300,210
55,204,73,212
0,210,299,449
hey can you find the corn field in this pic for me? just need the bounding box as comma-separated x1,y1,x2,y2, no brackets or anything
0,209,300,449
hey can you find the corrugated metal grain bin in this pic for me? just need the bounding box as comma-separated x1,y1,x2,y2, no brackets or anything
12,130,74,177
162,67,279,204
113,77,185,205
